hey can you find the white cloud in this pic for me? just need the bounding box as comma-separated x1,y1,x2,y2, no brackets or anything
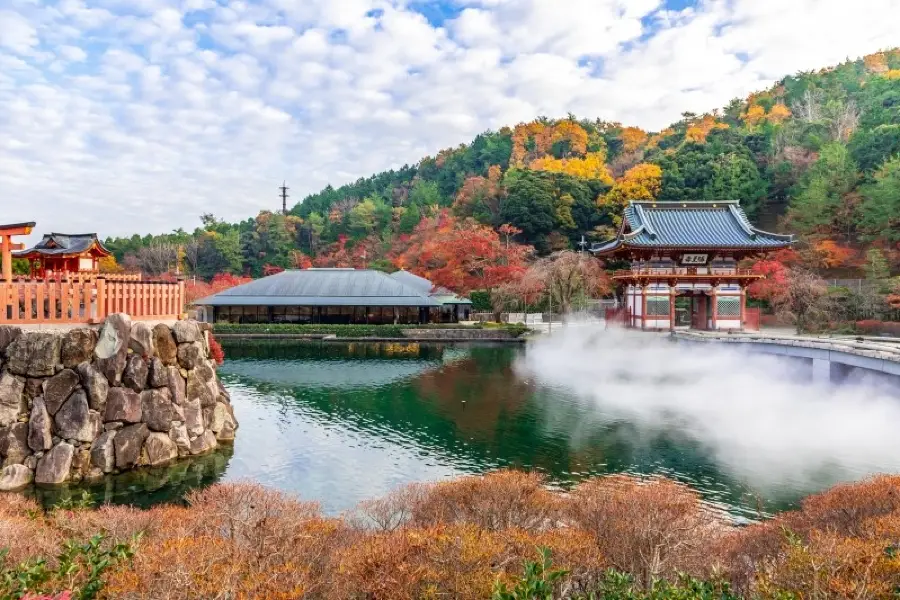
0,0,898,242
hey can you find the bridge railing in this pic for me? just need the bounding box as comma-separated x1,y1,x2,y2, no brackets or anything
0,278,184,325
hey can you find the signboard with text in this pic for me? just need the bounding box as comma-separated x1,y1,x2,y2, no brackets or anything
681,253,709,265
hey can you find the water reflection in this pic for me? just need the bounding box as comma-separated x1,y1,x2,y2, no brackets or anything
217,340,780,519
28,445,233,509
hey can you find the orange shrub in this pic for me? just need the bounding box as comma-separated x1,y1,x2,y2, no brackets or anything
565,475,727,587
404,470,560,532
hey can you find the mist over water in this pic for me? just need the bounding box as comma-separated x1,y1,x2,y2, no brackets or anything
517,325,900,494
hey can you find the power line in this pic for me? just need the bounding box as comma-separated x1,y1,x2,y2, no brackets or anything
280,181,289,215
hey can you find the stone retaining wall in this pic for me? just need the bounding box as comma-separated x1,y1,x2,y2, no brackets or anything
400,329,521,340
0,315,238,491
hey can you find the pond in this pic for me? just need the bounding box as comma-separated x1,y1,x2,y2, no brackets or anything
33,329,900,520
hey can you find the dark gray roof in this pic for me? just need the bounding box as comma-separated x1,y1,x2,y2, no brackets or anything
194,268,442,307
389,270,473,305
389,270,434,294
14,233,110,257
591,201,792,254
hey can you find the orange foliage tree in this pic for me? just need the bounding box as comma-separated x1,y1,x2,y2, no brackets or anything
184,272,253,304
453,165,504,223
392,211,532,295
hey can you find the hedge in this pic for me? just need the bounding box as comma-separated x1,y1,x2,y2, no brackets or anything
212,323,529,338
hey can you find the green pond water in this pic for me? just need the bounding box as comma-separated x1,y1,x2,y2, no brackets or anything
31,337,857,520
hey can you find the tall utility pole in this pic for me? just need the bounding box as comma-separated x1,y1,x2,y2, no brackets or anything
280,181,289,215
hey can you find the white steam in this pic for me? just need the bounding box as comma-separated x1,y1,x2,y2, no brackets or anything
516,325,900,493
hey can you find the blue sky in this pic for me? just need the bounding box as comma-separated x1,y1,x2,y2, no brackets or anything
0,0,898,240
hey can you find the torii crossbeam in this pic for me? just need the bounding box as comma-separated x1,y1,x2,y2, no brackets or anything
0,222,36,282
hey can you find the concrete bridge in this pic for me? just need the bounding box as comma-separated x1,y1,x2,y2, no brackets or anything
672,330,900,386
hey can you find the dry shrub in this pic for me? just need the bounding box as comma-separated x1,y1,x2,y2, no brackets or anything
49,504,179,546
565,475,725,587
717,476,900,596
331,523,506,600
106,485,350,598
406,470,560,532
331,523,603,600
354,483,426,532
0,494,62,568
755,523,900,599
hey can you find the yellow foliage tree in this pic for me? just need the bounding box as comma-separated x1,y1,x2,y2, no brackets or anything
98,255,123,273
767,103,792,125
531,151,613,184
884,70,900,80
600,163,663,223
511,121,589,166
684,115,728,144
620,127,648,153
741,104,766,127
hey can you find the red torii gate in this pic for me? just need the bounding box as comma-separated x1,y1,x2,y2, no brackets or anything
0,222,35,282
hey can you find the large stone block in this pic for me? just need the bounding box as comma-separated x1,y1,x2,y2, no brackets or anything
129,321,155,357
42,369,80,416
5,332,61,377
0,371,25,428
94,313,132,384
60,328,97,369
122,355,148,392
153,324,177,366
0,464,33,491
77,362,109,412
167,366,186,405
143,432,177,466
0,422,29,465
141,388,174,432
114,423,149,469
183,399,204,437
186,369,216,407
172,320,201,344
54,390,100,442
169,424,190,456
0,326,22,354
104,388,142,423
176,342,204,370
28,397,52,452
147,358,167,388
35,442,74,484
90,430,117,473
189,430,217,455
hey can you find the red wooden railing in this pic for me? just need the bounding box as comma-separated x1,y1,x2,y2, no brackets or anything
0,278,184,324
612,268,759,278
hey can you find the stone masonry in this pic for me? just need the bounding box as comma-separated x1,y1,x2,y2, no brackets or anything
0,315,237,491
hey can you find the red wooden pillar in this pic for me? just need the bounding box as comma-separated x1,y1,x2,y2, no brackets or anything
641,284,648,330
711,287,718,330
669,286,676,332
740,285,747,331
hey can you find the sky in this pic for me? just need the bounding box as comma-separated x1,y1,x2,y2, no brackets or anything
1,0,899,242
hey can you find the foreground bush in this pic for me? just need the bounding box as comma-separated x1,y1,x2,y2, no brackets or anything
1,472,899,599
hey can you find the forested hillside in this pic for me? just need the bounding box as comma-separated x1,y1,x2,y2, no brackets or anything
105,49,900,282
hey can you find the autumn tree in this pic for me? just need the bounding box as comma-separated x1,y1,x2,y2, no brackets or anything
770,267,831,333
393,210,532,295
521,251,612,318
453,165,504,224
601,163,662,219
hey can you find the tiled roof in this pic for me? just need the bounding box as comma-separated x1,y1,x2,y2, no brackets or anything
591,201,792,254
194,269,442,307
14,233,110,257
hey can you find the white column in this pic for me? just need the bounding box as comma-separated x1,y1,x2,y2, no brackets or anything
812,358,831,383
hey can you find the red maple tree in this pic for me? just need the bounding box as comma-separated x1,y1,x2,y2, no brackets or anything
392,210,532,294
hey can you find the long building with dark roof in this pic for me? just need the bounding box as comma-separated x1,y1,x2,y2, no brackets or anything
592,200,793,331
194,268,470,325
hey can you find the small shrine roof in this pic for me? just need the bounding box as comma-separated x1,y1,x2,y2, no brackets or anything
14,233,111,258
591,201,793,255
